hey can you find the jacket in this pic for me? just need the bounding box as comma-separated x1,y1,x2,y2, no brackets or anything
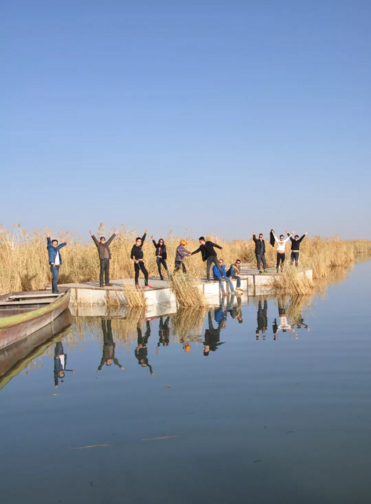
192,241,222,262
130,233,147,260
212,264,227,279
270,230,275,247
175,245,191,262
152,240,167,260
47,237,66,264
288,234,306,251
228,263,240,277
91,233,117,260
253,235,266,255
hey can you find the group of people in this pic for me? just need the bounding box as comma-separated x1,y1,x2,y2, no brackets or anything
46,228,308,293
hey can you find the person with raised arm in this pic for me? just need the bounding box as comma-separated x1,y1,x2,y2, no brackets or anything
272,229,294,273
191,236,226,281
151,236,169,280
252,232,268,274
286,230,308,266
46,233,67,293
90,228,118,287
130,229,152,289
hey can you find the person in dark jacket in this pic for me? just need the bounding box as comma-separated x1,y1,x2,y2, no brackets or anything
191,237,226,281
256,300,268,340
90,229,118,287
54,341,75,388
130,229,152,289
151,235,169,280
97,319,124,372
253,232,268,273
46,233,67,293
203,310,225,356
156,316,170,354
286,230,308,266
135,321,154,376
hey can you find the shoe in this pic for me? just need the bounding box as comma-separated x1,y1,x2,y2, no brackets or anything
105,283,113,287
99,284,104,287
145,285,153,289
160,277,164,281
259,270,263,274
222,291,227,297
136,285,141,290
236,287,244,291
52,290,61,294
263,270,269,274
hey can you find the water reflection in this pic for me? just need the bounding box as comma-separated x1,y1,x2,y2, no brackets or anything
0,295,316,390
135,321,154,376
54,341,75,388
97,319,125,372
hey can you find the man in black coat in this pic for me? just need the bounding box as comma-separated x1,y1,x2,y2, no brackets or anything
191,236,226,281
286,230,308,266
90,228,118,287
253,232,268,273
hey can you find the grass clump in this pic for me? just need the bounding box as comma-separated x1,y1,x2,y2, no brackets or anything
169,275,206,307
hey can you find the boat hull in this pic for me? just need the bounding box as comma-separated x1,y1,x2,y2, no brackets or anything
0,291,70,351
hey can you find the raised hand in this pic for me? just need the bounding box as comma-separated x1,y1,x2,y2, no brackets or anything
115,229,119,234
285,229,289,234
305,231,308,235
89,230,93,235
151,235,154,239
253,231,256,235
47,233,50,238
145,228,148,233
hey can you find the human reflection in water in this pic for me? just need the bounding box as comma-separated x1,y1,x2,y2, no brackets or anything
156,316,170,355
203,308,226,356
256,300,268,340
228,296,243,324
273,298,291,340
97,319,124,372
54,341,75,388
135,321,154,376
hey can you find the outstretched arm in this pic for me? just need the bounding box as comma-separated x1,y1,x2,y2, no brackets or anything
253,232,257,243
58,242,67,250
106,230,118,246
141,229,148,244
90,231,99,247
191,247,201,255
299,232,308,243
113,358,124,370
211,242,223,250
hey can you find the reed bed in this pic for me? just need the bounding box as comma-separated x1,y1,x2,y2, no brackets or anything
0,224,370,295
169,275,206,307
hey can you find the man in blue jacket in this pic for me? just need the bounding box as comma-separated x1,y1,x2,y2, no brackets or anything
212,259,236,296
46,233,67,293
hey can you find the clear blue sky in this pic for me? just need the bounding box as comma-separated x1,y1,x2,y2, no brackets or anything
1,0,370,240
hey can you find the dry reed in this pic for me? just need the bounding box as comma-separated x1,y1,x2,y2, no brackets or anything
0,224,370,295
169,275,206,307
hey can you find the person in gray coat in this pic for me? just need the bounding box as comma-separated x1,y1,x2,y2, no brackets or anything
90,229,118,287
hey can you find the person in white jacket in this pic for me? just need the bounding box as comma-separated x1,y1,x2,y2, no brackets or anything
272,230,294,272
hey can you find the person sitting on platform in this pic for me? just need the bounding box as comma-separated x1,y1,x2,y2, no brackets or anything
212,259,236,296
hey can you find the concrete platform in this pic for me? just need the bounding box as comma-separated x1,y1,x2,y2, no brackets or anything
59,264,313,309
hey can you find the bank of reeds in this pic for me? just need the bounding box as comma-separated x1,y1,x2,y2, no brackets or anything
0,224,370,295
169,274,206,307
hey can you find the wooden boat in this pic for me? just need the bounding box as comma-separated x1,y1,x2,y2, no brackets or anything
0,290,70,351
0,309,72,389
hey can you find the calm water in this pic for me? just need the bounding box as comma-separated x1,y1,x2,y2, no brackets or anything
1,262,371,504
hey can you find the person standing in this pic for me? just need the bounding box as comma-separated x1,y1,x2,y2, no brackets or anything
286,230,308,266
191,237,226,281
130,229,152,289
272,230,294,273
46,233,67,293
151,236,169,280
90,229,118,287
212,259,236,296
253,232,268,273
174,240,192,274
